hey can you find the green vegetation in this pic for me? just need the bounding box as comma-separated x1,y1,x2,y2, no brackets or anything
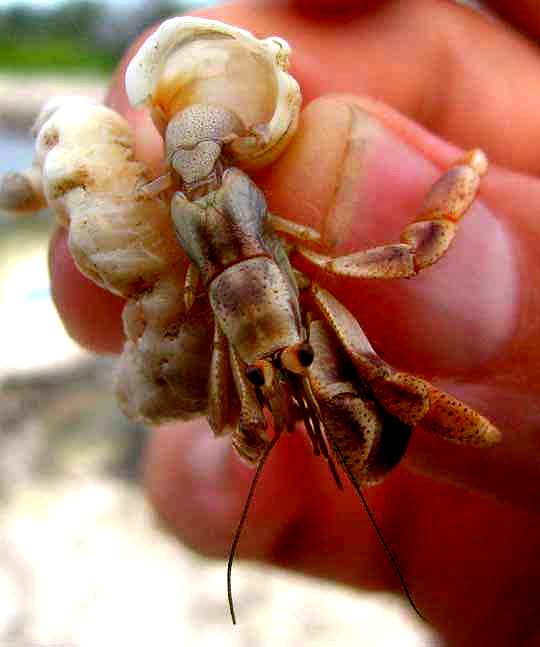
0,0,205,75
0,38,116,75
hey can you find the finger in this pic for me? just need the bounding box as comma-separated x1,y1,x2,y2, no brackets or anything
263,96,518,376
263,95,540,509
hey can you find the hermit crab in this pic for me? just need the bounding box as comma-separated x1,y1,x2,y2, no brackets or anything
0,16,500,621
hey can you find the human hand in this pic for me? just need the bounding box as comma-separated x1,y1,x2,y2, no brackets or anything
49,2,540,644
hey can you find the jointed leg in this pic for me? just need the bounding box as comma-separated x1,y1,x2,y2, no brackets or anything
296,150,487,279
135,172,174,199
269,213,322,244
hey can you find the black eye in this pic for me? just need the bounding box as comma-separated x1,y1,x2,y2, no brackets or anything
297,342,314,367
246,365,265,386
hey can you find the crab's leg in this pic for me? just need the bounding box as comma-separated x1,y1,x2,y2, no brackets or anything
228,348,269,465
309,283,500,447
268,213,322,245
310,284,430,426
135,171,174,199
208,322,239,436
0,167,46,214
415,384,500,447
183,263,200,312
296,150,487,279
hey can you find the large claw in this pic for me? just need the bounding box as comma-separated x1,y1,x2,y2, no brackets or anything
418,384,501,447
308,319,412,486
307,284,500,451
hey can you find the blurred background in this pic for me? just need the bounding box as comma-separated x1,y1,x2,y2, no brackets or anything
0,1,439,645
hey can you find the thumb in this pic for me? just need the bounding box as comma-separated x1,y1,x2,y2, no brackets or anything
143,96,538,548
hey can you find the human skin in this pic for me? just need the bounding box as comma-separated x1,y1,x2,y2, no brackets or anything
48,1,540,645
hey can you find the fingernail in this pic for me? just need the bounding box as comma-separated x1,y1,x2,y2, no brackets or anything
322,103,450,254
311,98,517,373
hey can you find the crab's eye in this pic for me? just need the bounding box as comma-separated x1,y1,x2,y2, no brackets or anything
246,365,265,387
297,342,314,367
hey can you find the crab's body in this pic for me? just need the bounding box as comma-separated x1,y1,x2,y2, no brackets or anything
0,16,501,617
173,168,303,365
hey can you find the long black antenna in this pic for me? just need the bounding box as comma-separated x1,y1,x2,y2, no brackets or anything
227,431,281,624
330,444,425,621
288,373,343,490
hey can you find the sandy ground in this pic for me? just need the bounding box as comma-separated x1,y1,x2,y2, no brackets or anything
0,76,439,646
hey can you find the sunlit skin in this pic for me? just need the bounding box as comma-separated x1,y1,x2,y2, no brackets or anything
48,2,540,645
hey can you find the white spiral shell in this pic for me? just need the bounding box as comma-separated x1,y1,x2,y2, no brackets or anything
125,17,302,170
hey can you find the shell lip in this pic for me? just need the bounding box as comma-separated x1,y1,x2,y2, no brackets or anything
126,17,265,109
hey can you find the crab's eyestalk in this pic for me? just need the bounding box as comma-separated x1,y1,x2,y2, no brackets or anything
279,341,314,375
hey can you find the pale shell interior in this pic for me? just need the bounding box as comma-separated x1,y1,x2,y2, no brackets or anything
156,36,278,132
